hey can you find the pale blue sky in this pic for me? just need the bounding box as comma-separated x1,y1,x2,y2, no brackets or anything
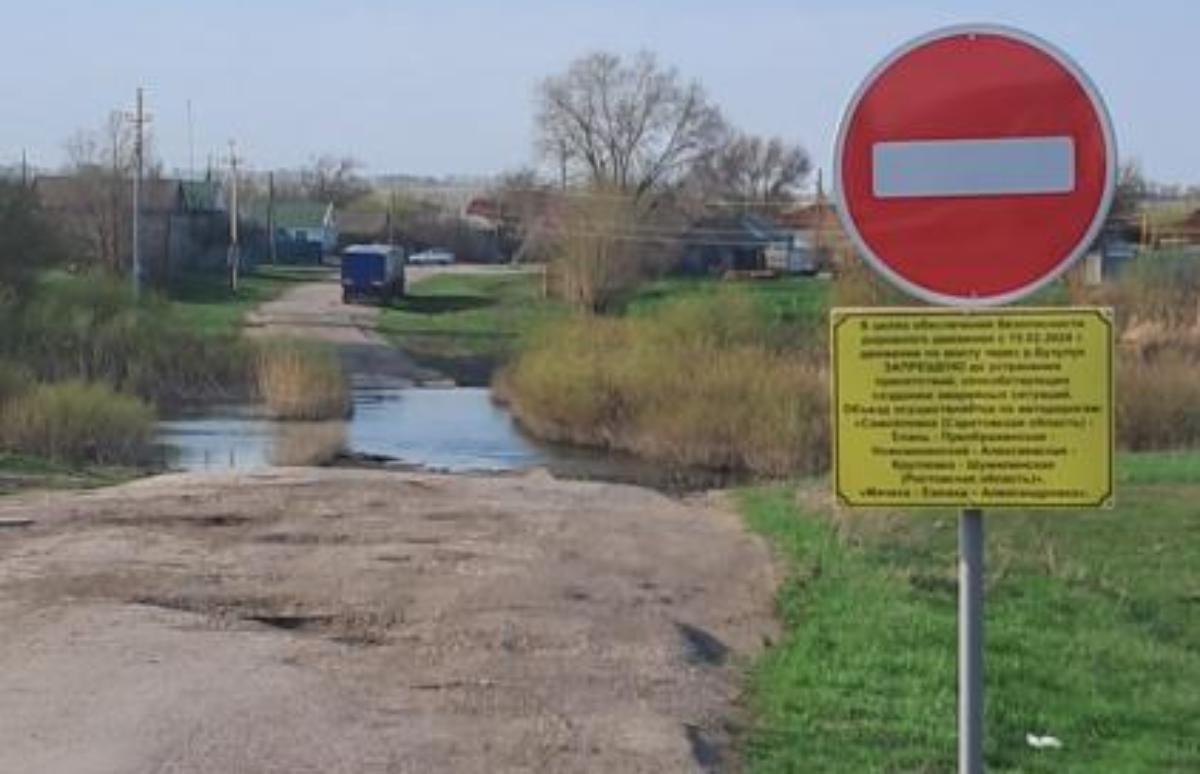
2,1,1196,184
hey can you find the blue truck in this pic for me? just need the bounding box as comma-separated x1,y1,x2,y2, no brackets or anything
340,244,406,305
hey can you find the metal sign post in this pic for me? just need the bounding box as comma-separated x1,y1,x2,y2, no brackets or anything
831,24,1117,773
959,508,984,774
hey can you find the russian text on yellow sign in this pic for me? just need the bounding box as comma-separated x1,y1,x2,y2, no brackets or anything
831,308,1113,508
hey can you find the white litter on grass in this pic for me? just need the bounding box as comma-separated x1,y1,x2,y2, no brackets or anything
1026,733,1063,750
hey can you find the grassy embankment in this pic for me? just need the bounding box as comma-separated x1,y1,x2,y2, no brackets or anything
377,270,565,385
737,451,1200,772
500,245,1200,475
499,276,833,475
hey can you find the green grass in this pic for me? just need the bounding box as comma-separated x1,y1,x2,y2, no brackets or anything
377,273,826,382
377,271,564,383
739,455,1200,772
168,265,324,337
1117,449,1200,485
0,452,142,494
626,276,829,326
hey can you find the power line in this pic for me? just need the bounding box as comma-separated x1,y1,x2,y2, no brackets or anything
374,180,823,208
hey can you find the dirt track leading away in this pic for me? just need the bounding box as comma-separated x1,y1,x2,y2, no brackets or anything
244,265,537,388
0,467,777,773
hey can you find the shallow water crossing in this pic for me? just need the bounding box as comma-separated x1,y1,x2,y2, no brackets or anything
160,387,548,473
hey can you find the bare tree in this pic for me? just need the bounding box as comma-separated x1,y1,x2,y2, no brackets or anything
58,111,160,271
551,185,653,312
692,132,811,207
488,169,555,261
537,52,727,201
302,155,370,208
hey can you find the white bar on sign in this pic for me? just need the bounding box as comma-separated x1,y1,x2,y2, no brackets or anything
872,137,1075,198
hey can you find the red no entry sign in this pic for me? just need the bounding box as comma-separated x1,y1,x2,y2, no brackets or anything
834,25,1117,306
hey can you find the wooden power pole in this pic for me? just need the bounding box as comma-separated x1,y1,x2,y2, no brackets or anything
226,140,241,292
128,87,150,296
267,171,277,265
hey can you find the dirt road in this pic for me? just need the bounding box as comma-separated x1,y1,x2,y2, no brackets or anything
0,265,779,772
0,468,776,773
245,265,537,388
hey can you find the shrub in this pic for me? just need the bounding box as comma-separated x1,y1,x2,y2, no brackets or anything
256,341,350,421
550,187,661,312
1117,249,1200,328
0,360,33,405
0,381,155,465
500,288,829,476
1117,349,1200,450
1,272,252,404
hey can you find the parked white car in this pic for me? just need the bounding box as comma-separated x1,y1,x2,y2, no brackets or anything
408,248,455,266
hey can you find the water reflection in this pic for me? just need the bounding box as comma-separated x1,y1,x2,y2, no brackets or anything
272,421,347,466
159,387,742,492
160,388,546,473
348,387,546,470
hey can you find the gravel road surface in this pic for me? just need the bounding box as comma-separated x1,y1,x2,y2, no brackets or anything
0,468,777,773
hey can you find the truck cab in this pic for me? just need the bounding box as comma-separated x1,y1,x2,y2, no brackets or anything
341,244,406,305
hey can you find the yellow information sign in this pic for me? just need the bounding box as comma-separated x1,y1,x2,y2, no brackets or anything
832,308,1113,508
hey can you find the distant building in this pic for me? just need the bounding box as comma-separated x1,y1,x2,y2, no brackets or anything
35,174,227,280
679,212,816,276
242,200,337,263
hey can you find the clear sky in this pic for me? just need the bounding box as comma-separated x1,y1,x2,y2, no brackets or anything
3,0,1196,185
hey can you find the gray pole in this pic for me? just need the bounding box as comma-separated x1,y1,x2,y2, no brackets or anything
268,171,277,265
388,187,397,246
132,87,144,296
959,508,985,774
187,98,195,181
227,140,240,292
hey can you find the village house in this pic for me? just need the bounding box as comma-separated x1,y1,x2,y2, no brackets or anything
34,175,227,281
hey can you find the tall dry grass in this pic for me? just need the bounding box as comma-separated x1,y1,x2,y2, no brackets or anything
1118,349,1200,450
256,342,351,421
499,289,828,476
1064,247,1200,450
0,380,155,465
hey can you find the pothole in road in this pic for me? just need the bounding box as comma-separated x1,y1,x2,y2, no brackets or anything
253,532,350,545
99,513,254,529
131,593,397,646
676,622,730,667
243,612,332,631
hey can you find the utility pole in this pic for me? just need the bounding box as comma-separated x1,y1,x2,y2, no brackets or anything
388,187,397,245
558,139,568,190
128,87,149,296
226,140,241,292
20,149,28,188
813,168,824,262
267,171,277,265
187,99,195,181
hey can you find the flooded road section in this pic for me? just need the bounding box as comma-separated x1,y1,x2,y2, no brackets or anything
163,272,743,490
159,387,547,473
159,386,744,492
